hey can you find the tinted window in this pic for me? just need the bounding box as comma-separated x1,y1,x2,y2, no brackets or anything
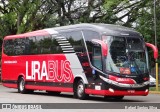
83,30,101,64
36,35,62,54
82,30,100,41
127,38,143,50
38,36,53,54
14,38,26,55
4,39,14,56
61,31,91,70
61,31,85,53
26,36,37,54
92,44,102,70
85,41,103,70
3,35,63,56
4,38,26,56
26,35,63,54
83,30,100,52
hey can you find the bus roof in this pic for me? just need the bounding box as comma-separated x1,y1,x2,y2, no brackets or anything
52,23,141,37
4,23,142,40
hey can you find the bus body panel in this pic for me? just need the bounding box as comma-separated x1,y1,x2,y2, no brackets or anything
2,54,75,89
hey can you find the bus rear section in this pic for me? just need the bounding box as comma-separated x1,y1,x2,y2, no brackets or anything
1,23,158,100
1,32,76,93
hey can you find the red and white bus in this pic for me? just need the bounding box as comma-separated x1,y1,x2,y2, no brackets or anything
1,23,158,100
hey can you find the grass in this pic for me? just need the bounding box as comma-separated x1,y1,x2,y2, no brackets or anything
149,86,160,91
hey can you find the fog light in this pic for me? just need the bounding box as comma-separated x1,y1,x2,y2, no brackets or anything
109,88,114,93
145,89,148,93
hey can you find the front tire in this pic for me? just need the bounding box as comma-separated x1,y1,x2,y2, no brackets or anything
76,79,88,100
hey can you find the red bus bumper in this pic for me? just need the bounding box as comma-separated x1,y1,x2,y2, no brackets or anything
85,89,149,96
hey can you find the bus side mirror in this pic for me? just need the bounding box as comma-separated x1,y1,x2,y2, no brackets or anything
145,43,158,59
91,39,108,56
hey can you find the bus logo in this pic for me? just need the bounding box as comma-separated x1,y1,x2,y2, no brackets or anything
26,60,73,82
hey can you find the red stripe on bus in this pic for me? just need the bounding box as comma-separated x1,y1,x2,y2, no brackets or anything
3,83,17,88
4,30,49,40
25,85,73,92
85,89,148,96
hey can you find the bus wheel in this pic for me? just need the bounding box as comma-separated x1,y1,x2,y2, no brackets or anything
76,79,88,100
18,77,32,94
46,91,61,95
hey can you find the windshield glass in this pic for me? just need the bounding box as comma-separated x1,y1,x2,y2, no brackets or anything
103,36,148,75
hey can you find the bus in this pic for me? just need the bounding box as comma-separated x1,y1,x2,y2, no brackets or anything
1,23,158,100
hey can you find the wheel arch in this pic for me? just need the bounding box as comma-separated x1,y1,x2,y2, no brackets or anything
73,77,82,89
17,74,25,85
73,75,88,89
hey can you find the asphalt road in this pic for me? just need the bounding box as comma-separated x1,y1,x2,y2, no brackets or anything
0,85,160,112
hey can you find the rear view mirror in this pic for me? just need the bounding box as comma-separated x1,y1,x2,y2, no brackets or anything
145,43,158,59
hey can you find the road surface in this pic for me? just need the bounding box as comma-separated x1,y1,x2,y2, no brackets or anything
0,85,159,112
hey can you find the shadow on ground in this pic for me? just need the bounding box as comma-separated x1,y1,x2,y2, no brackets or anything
10,90,145,103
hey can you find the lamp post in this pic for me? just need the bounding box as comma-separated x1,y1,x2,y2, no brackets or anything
153,0,159,91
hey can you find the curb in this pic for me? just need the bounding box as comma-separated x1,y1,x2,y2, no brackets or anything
149,91,160,94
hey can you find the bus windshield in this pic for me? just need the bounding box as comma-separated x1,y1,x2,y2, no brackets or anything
103,36,148,75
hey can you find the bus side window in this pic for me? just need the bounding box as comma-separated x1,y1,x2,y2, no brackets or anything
50,35,63,54
24,38,30,55
92,45,102,70
36,35,53,54
14,38,26,55
4,39,14,56
61,31,85,53
27,36,37,55
85,41,103,70
82,30,102,70
60,31,89,67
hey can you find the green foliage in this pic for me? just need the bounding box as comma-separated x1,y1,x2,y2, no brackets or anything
149,87,160,91
0,0,159,65
103,0,127,9
135,0,160,65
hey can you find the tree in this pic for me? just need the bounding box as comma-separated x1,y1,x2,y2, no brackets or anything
0,0,159,66
135,0,160,65
0,0,55,37
0,0,152,36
